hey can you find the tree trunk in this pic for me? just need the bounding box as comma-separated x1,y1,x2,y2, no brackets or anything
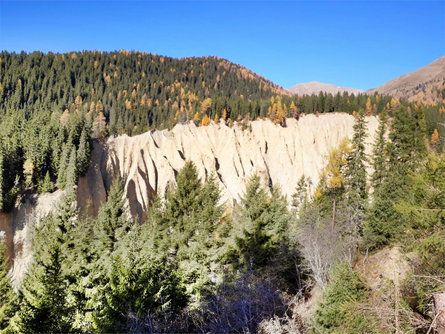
434,292,445,334
331,197,336,233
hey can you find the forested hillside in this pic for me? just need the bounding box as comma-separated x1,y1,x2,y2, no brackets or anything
1,50,407,134
0,105,443,333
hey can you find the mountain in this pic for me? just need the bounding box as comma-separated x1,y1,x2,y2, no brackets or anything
367,56,445,104
0,51,287,133
287,81,363,96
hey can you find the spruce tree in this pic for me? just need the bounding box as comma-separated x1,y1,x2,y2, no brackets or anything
0,151,4,212
164,161,203,230
51,126,66,174
370,110,388,192
86,177,132,331
343,110,368,235
17,192,77,333
0,241,16,332
56,144,70,189
314,263,371,333
292,175,310,215
38,171,54,194
63,216,95,332
155,163,224,307
76,126,91,176
106,226,187,331
344,109,368,206
231,175,290,267
365,106,428,248
66,146,78,189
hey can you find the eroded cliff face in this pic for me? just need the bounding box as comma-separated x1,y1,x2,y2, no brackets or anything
0,190,65,286
91,113,378,220
1,113,378,286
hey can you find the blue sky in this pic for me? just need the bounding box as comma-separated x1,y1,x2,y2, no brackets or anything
0,1,444,90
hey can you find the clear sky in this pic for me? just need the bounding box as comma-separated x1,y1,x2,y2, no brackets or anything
0,1,444,90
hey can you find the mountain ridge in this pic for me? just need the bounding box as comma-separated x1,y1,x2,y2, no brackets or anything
366,56,445,104
287,81,363,96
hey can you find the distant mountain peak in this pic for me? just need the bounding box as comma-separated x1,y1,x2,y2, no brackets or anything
366,56,445,104
287,81,363,96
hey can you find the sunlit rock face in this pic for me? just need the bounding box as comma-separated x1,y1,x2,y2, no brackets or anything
96,113,378,220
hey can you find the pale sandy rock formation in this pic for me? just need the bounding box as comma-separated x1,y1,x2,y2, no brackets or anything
0,190,65,287
101,114,378,220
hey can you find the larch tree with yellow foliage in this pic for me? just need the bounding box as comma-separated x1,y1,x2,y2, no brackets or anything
193,112,201,124
201,98,212,114
315,138,352,232
365,97,372,116
290,101,299,119
430,128,440,148
201,115,211,126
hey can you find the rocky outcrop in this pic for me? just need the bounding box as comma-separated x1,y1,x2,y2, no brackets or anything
93,113,378,220
0,190,65,286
